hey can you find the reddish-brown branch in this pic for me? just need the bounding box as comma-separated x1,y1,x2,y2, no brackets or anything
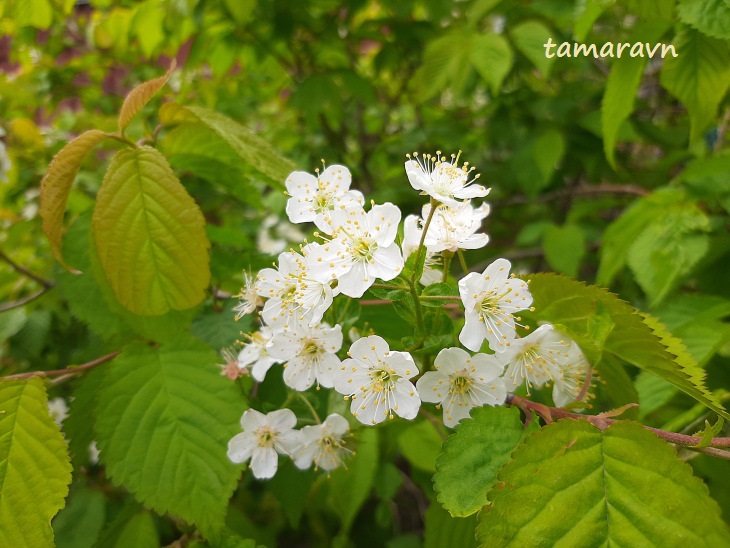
506,394,730,451
4,351,120,380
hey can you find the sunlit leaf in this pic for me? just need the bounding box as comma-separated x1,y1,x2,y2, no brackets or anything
0,378,72,547
118,60,175,133
92,146,210,315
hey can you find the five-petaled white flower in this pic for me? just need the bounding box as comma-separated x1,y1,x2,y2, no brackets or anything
497,324,570,392
256,248,335,327
227,408,301,479
309,204,404,298
239,326,282,382
421,201,490,253
404,151,489,206
416,347,506,427
267,322,343,390
233,271,263,320
333,335,421,425
291,413,352,472
285,165,365,233
552,340,590,407
458,258,533,352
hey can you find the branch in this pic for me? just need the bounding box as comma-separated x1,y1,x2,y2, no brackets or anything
0,249,54,288
506,394,730,450
0,287,51,312
4,351,120,380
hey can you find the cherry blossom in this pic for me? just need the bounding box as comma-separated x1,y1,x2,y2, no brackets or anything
416,347,506,427
404,151,489,206
333,335,421,425
291,413,352,472
458,258,533,352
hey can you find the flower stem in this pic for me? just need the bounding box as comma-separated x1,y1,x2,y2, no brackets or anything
456,249,469,274
411,198,438,284
297,393,322,424
441,251,453,283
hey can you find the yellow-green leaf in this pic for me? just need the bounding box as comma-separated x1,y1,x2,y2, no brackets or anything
118,60,176,133
92,146,210,315
40,129,109,273
0,378,72,547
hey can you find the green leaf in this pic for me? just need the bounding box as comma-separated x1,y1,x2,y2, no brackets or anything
524,273,730,420
636,371,678,418
412,32,470,102
625,0,674,21
224,0,256,24
161,122,263,208
11,0,52,29
268,463,316,528
574,0,614,42
602,54,646,168
130,0,166,58
0,378,72,547
626,201,710,306
660,28,730,144
53,487,106,548
513,129,565,196
327,428,378,535
424,504,477,548
0,308,27,342
65,365,106,469
40,129,108,272
470,34,513,95
398,420,443,473
694,417,724,448
477,420,730,546
678,0,730,41
433,406,537,517
92,146,210,315
95,337,246,538
542,224,585,277
597,188,689,286
420,282,458,308
118,61,175,132
158,104,296,187
509,20,555,77
95,504,159,548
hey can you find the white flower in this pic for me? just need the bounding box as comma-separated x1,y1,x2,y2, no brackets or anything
291,413,352,472
458,258,533,352
267,322,343,391
333,335,421,425
416,347,506,428
404,151,489,206
256,248,335,327
497,324,570,392
219,347,249,380
285,165,365,233
227,408,301,479
239,326,282,382
308,203,404,298
552,340,590,407
88,441,100,465
47,397,68,426
402,215,441,286
421,201,490,253
234,272,263,320
257,215,306,255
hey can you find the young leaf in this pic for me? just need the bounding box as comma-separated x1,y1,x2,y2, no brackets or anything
433,406,537,518
158,104,296,186
40,129,108,272
477,420,730,546
470,34,513,95
92,146,210,315
524,273,730,420
509,20,555,77
118,60,175,133
94,337,246,539
0,378,72,547
660,28,730,144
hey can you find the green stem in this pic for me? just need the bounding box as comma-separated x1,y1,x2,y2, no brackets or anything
411,198,438,284
407,278,426,337
419,295,461,301
372,283,407,290
456,249,469,274
441,251,453,283
297,393,322,424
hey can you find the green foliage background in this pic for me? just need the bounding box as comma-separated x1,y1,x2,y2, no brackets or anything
1,0,730,546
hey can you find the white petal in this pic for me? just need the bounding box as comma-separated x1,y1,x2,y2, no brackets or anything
251,356,277,382
367,203,401,246
458,272,483,311
286,196,316,224
285,171,318,196
434,347,471,374
459,312,488,352
392,379,421,420
385,351,418,379
227,432,255,463
323,413,350,436
241,408,265,430
284,356,316,391
337,261,373,298
319,164,352,194
268,408,298,431
369,244,404,282
454,184,489,200
250,447,279,479
416,372,448,404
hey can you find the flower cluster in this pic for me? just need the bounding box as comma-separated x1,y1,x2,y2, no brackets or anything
226,151,592,478
227,409,351,479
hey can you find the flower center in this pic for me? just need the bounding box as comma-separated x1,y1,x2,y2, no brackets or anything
352,238,377,261
369,368,397,392
302,340,321,355
449,374,472,395
255,426,277,448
